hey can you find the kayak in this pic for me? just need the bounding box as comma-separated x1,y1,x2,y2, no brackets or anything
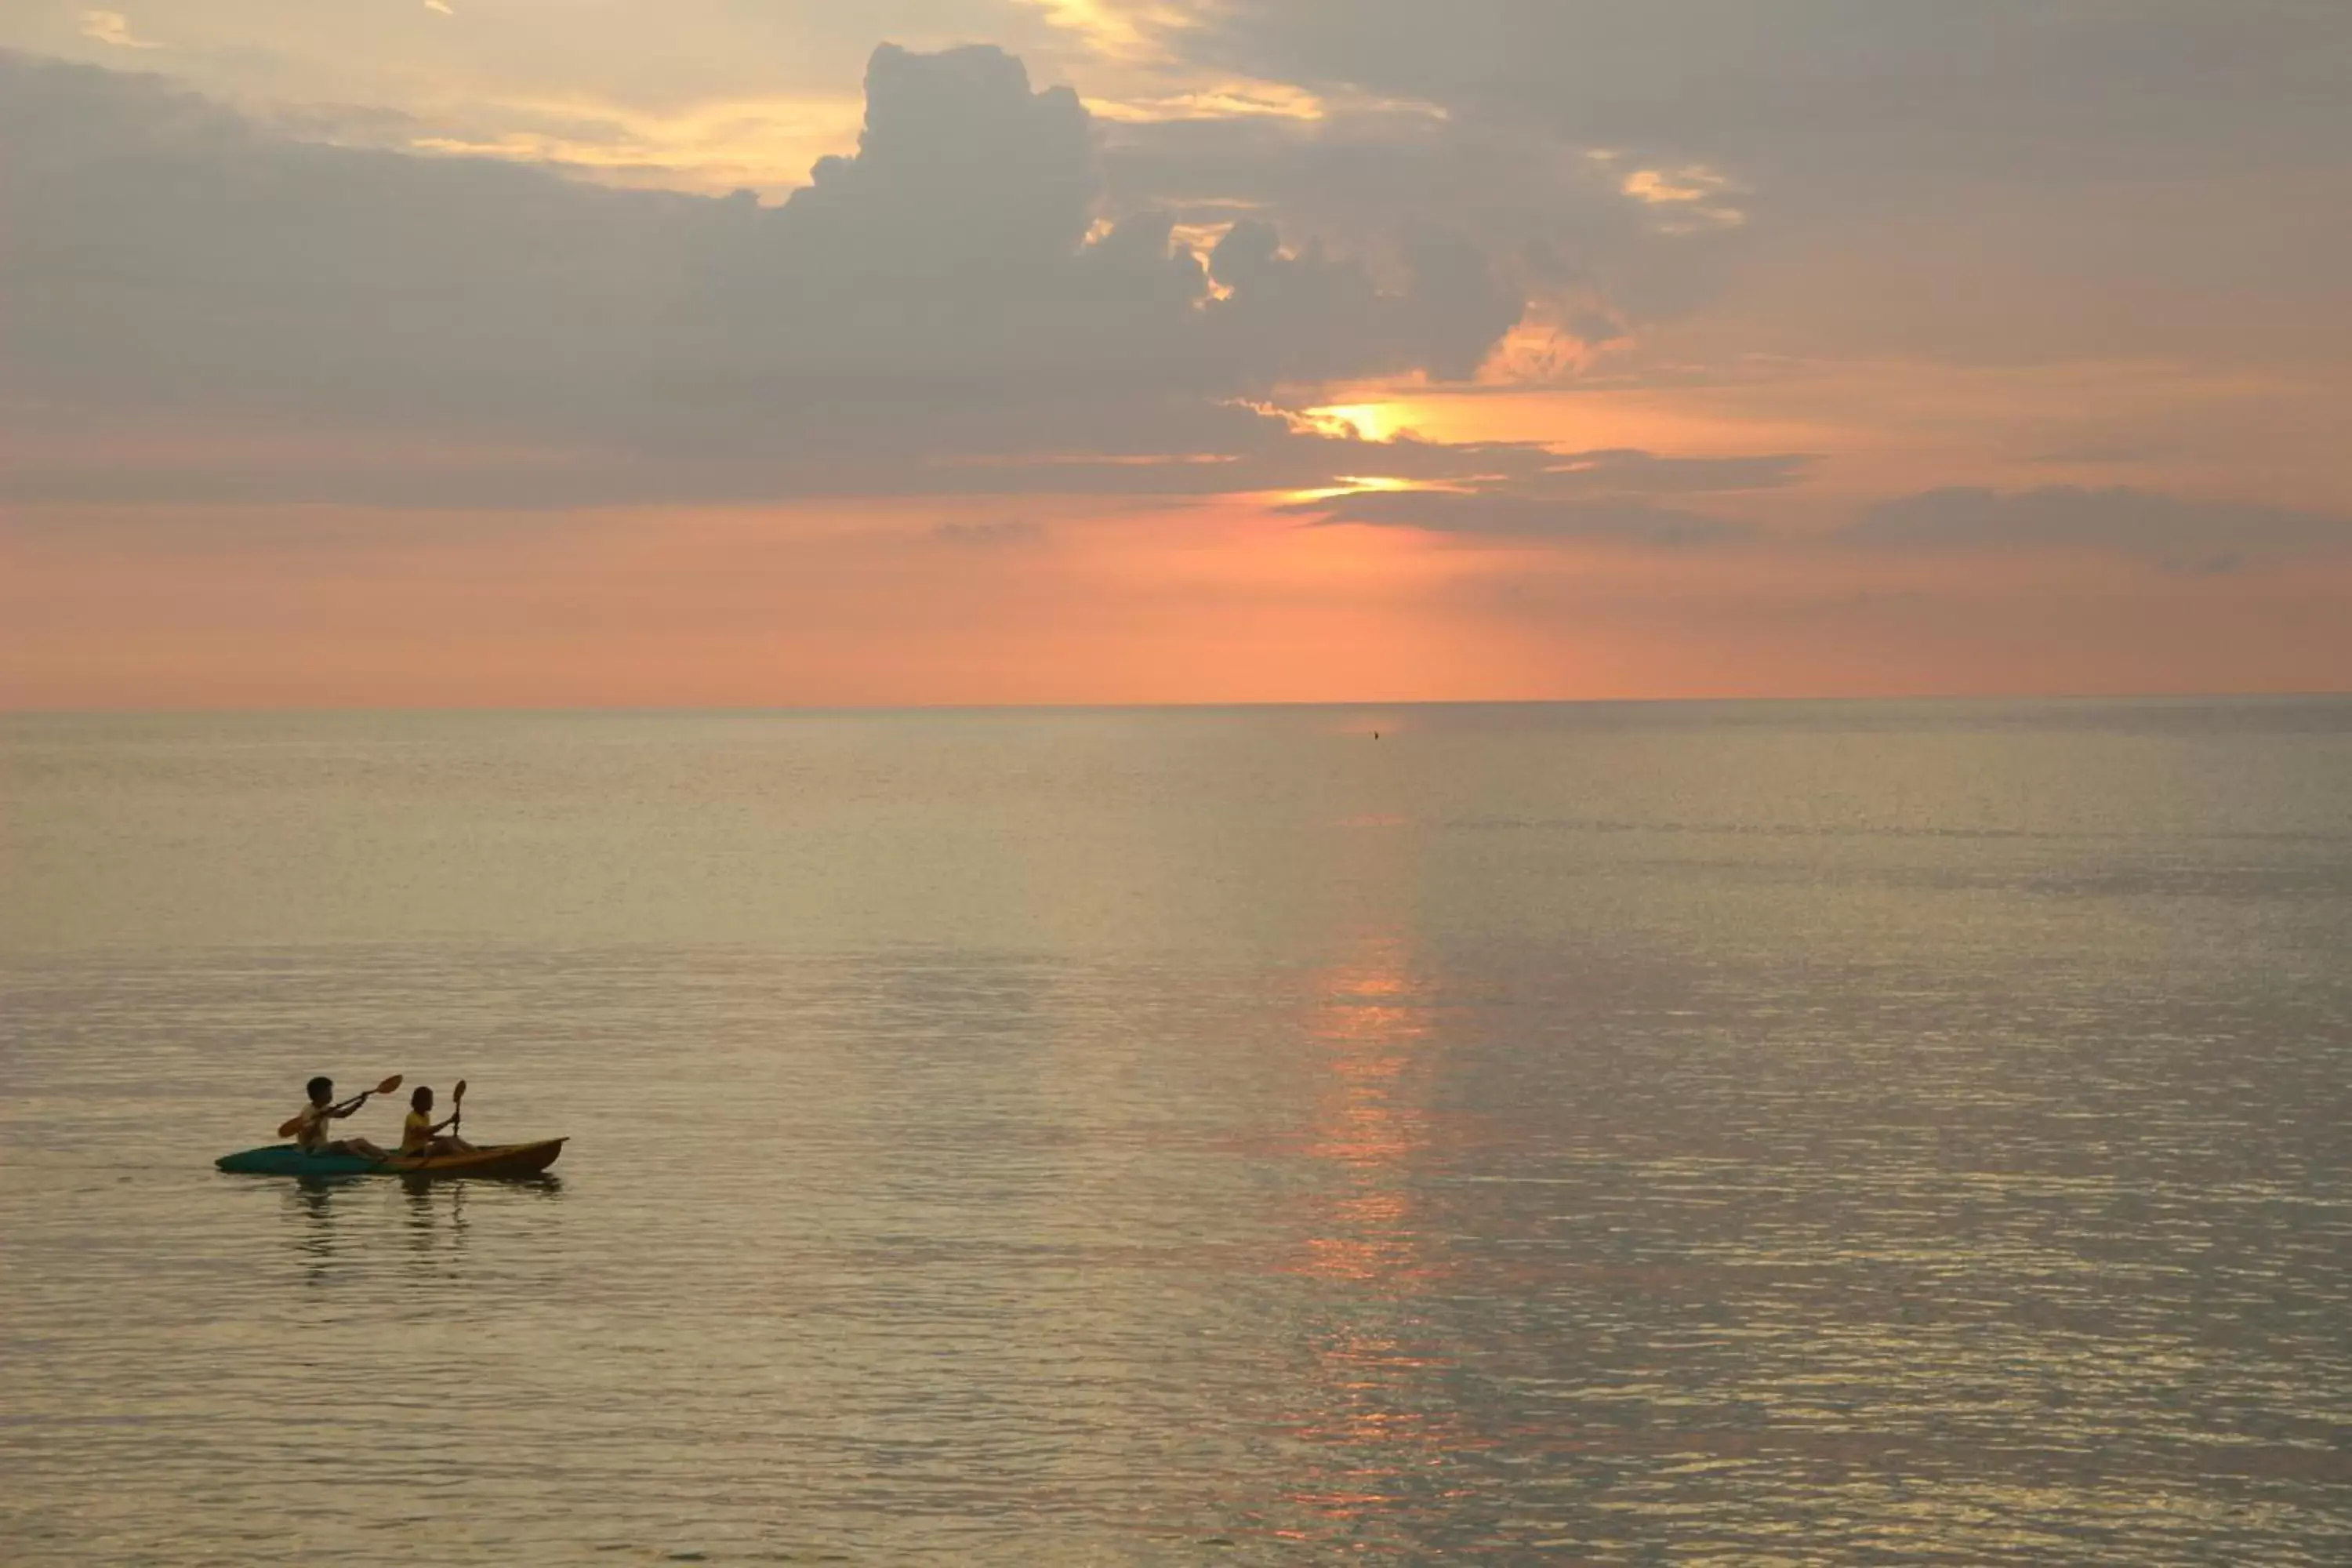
215,1139,566,1179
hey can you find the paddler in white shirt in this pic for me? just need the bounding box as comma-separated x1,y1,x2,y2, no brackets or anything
292,1075,390,1160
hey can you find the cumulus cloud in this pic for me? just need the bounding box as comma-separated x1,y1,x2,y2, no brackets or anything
1847,487,2352,572
0,44,1533,506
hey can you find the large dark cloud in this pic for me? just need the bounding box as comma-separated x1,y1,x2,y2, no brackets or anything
1848,487,2352,572
0,45,1530,506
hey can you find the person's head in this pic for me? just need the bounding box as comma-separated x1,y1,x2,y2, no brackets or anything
307,1076,333,1105
411,1086,434,1113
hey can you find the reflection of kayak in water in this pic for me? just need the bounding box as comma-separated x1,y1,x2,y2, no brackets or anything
215,1138,566,1178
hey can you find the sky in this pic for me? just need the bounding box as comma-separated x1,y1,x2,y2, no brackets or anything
2,0,2348,706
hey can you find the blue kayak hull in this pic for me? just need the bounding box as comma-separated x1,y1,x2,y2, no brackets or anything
214,1140,565,1178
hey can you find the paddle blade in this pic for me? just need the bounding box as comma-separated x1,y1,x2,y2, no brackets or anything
374,1074,404,1095
276,1115,305,1138
452,1079,466,1104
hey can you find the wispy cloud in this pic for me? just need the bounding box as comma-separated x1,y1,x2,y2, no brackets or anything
1602,157,1746,233
1275,447,1811,545
396,89,864,194
80,9,161,49
1019,0,1183,64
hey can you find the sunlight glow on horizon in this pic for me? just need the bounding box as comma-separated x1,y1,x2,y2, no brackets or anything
1279,475,1448,507
401,91,866,195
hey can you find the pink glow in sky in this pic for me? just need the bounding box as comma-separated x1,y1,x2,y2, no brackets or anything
3,2,2348,706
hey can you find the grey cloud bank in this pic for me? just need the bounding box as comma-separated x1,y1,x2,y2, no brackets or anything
1288,470,2352,567
1285,492,1749,548
1849,488,2352,572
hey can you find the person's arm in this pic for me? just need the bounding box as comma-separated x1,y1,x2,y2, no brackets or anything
330,1089,374,1117
432,1115,461,1134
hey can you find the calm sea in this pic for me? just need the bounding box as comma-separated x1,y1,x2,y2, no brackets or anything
3,701,2350,1565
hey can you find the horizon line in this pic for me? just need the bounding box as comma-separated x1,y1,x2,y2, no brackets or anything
5,688,2350,720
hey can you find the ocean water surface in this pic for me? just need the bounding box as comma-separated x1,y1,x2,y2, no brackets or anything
3,700,2350,1563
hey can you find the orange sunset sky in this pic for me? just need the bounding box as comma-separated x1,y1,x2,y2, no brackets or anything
2,2,2348,706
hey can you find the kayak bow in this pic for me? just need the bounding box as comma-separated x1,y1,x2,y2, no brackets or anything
215,1139,566,1179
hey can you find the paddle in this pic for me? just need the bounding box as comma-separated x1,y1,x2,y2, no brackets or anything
278,1074,402,1138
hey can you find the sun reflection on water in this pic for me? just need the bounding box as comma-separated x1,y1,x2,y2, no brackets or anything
1293,939,1442,1283
1272,930,1490,1533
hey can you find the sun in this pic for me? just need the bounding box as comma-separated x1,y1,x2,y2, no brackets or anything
1302,403,1409,443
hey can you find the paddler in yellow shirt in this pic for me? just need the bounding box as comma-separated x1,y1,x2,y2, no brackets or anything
400,1085,477,1158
